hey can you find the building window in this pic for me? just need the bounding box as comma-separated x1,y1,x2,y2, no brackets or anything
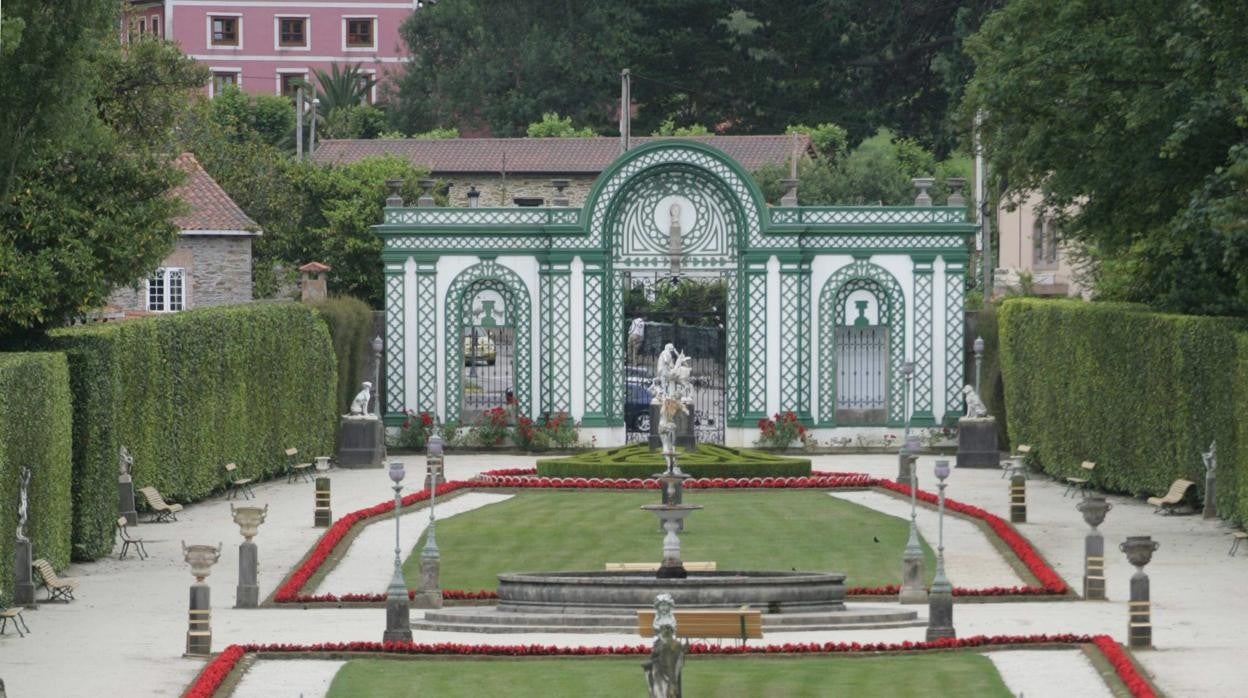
212,72,238,96
280,73,307,100
278,17,306,47
1046,223,1059,265
1032,219,1045,266
211,16,239,46
345,18,375,48
148,268,185,312
151,16,160,37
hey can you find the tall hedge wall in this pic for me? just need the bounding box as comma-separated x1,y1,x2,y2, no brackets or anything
1235,334,1248,525
313,297,373,416
998,298,1245,524
0,353,73,599
51,303,337,559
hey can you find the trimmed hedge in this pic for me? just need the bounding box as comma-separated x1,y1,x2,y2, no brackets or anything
0,353,73,600
998,298,1245,523
51,303,337,559
536,444,812,479
313,297,374,416
1235,334,1248,526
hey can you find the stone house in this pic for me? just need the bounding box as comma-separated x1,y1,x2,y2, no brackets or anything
312,135,811,208
109,153,259,313
994,190,1089,297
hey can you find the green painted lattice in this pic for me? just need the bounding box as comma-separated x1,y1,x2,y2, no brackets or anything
384,271,406,416
582,270,605,419
745,271,768,415
944,263,966,423
444,261,532,421
540,268,572,414
413,265,437,413
779,269,809,416
911,265,934,420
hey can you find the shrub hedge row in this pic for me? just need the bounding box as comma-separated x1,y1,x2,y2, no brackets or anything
998,298,1245,523
536,444,812,479
1235,334,1248,525
0,353,73,597
51,303,337,559
313,297,374,416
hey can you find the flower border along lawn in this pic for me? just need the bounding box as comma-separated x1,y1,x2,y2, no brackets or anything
270,471,1067,605
182,635,1157,698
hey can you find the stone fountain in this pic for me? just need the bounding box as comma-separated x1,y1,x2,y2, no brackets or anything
642,346,701,575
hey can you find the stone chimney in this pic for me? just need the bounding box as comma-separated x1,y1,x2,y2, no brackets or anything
299,261,331,303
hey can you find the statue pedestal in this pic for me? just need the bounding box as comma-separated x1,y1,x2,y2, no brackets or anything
956,417,999,468
336,416,385,468
235,541,259,608
118,476,138,527
13,538,35,607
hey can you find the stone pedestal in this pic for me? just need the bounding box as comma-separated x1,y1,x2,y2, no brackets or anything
897,452,917,484
336,417,385,468
383,592,413,642
1128,571,1151,648
957,417,999,468
186,584,212,656
925,582,955,640
413,556,443,609
424,466,446,492
1009,472,1027,523
654,472,691,532
899,548,926,604
1204,473,1217,519
1084,531,1105,600
314,477,332,527
13,538,35,607
118,476,138,527
235,541,259,608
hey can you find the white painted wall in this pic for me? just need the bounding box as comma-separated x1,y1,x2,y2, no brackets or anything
570,256,586,421
765,255,781,416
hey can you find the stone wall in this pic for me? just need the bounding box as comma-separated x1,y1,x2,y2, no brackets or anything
442,174,597,208
108,236,254,311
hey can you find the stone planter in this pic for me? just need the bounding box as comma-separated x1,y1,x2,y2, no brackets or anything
183,542,223,582
231,504,268,541
1077,496,1112,529
1120,536,1159,570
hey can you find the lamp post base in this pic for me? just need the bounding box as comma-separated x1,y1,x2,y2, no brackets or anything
925,586,955,640
899,552,927,604
384,593,413,643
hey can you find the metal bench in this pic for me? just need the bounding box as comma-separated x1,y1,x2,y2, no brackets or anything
284,447,314,484
116,517,148,560
1,604,30,637
605,562,717,572
1063,461,1096,497
638,608,763,645
138,486,183,522
224,462,255,500
1229,531,1247,557
32,559,78,603
1147,479,1196,514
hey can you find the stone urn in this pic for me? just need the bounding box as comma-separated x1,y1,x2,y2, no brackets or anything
1119,536,1159,571
231,504,268,542
182,542,223,582
1077,495,1112,529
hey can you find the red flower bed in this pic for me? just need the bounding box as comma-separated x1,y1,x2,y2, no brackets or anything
185,635,1155,697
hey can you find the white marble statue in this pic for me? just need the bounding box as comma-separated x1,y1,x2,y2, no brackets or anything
119,445,134,479
16,466,31,541
644,593,684,698
349,381,374,416
1203,441,1217,475
962,385,988,418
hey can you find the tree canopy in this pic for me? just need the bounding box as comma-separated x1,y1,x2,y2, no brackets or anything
961,0,1248,316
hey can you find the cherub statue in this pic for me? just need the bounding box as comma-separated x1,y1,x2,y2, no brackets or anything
119,445,134,478
1203,440,1217,475
349,381,374,416
16,466,31,541
962,385,988,418
643,594,684,698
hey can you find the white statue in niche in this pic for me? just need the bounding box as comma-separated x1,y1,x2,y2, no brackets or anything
962,385,989,418
349,381,374,417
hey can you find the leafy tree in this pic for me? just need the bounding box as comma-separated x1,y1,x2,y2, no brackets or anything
961,0,1248,315
526,112,596,138
310,63,377,114
95,38,208,149
786,123,848,161
197,87,295,148
321,104,388,139
650,119,711,137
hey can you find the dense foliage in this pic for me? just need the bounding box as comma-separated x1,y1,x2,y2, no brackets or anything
392,1,1002,153
0,353,73,599
997,298,1247,524
313,297,375,415
962,0,1248,316
50,303,337,559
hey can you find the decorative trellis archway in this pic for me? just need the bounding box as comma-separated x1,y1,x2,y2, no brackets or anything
443,260,531,421
818,259,907,425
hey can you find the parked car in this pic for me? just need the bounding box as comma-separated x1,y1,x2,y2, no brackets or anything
625,368,653,432
463,334,497,365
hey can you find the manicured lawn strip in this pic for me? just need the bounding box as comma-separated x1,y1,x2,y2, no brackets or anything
326,654,1012,698
401,490,936,591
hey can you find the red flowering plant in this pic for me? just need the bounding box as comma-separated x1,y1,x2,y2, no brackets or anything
756,411,809,449
542,411,579,449
397,410,436,450
512,415,545,451
468,406,511,447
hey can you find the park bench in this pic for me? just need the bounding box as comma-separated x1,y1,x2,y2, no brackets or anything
116,517,148,560
224,462,255,500
1,600,30,637
1003,444,1032,479
1063,461,1096,498
637,608,763,645
1147,479,1196,514
605,562,717,572
1229,531,1247,557
32,559,78,603
284,447,314,484
138,486,183,522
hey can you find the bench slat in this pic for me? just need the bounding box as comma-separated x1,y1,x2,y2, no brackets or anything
637,609,763,640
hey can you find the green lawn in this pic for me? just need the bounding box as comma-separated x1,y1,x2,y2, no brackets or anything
403,491,934,590
327,654,1013,697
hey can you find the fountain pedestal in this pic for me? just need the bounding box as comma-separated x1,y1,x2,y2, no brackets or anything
641,505,702,579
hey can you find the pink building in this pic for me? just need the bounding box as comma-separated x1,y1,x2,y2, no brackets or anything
125,1,419,100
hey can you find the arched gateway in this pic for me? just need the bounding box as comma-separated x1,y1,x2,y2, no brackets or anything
375,141,973,446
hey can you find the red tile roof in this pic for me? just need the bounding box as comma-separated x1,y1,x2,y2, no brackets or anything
171,153,260,235
298,261,332,273
311,135,810,174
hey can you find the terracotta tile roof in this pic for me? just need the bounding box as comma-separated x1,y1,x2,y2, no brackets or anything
298,261,332,272
311,135,810,174
171,153,260,235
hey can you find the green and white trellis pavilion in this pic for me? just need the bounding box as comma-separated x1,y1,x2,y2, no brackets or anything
374,140,974,446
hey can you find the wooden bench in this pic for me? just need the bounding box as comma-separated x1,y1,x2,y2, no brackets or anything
1229,531,1247,557
138,486,183,522
1063,461,1096,497
284,447,314,484
606,562,717,572
32,559,78,603
116,517,148,560
224,462,255,500
1,604,30,637
1147,479,1196,514
1003,444,1032,478
638,608,763,644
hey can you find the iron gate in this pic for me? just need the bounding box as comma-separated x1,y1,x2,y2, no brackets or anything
460,322,515,425
623,275,726,445
835,325,888,424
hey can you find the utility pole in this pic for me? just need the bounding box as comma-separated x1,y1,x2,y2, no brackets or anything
974,111,991,304
309,97,319,158
296,86,305,160
620,68,631,154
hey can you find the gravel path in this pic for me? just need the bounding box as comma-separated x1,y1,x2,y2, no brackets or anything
988,649,1113,698
231,659,344,698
